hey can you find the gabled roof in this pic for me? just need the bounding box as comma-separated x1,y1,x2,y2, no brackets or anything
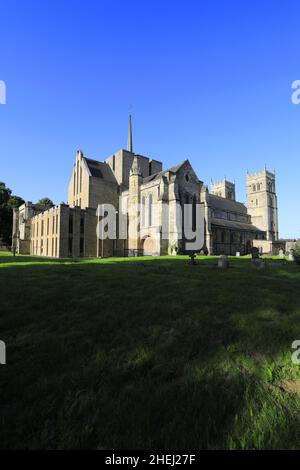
84,157,118,184
210,217,265,233
142,160,188,184
208,194,248,214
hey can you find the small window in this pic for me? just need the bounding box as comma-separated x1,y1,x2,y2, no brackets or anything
80,238,84,256
69,214,73,234
80,215,84,235
185,174,189,182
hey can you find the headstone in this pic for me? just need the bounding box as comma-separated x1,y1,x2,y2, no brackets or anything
279,249,285,259
236,252,240,257
218,256,229,268
188,252,198,265
288,253,294,262
251,247,260,259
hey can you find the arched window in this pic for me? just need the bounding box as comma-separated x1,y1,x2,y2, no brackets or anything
141,196,146,227
252,184,256,192
148,193,153,226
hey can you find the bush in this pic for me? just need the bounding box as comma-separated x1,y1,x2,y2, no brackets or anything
292,241,300,264
293,240,300,256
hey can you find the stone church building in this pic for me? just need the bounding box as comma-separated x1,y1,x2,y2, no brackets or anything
12,117,279,258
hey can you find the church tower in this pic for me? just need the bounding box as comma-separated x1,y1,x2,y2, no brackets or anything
246,168,278,241
211,178,236,200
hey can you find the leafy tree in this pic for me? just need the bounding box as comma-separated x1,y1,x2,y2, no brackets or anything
0,183,24,246
7,195,25,209
292,240,300,264
0,182,12,206
38,197,54,206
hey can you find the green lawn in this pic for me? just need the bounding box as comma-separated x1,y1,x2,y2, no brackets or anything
0,251,299,449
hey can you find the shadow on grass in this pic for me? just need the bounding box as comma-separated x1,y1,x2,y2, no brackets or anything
0,258,299,449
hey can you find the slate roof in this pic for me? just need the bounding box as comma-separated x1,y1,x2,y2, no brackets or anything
142,161,186,184
208,194,248,214
210,217,265,233
84,158,118,183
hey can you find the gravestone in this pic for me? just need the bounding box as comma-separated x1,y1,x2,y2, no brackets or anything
218,256,229,268
251,247,260,259
288,253,294,262
188,252,198,265
236,252,240,257
279,249,285,259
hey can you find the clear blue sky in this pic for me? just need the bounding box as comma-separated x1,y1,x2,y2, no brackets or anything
0,0,299,238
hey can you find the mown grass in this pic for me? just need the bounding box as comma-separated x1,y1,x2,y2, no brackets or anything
0,251,299,449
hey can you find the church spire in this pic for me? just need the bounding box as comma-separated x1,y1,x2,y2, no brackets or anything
127,114,133,153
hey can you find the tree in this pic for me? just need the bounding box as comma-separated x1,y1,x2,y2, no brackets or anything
38,197,54,206
0,183,24,246
7,195,25,209
0,182,12,206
